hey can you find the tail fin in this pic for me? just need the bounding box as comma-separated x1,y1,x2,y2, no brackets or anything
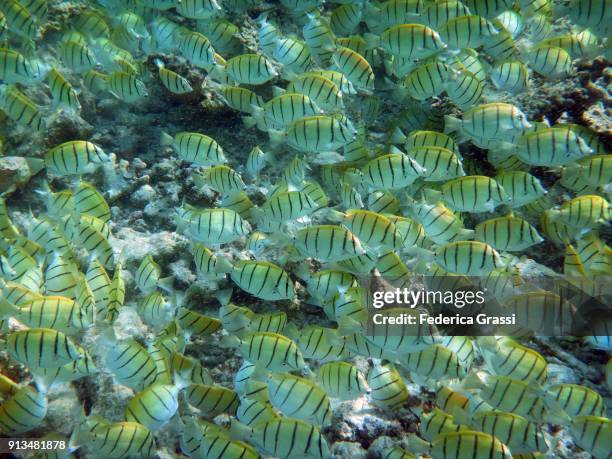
215,288,233,306
461,370,484,390
405,434,432,454
444,115,462,134
160,131,174,147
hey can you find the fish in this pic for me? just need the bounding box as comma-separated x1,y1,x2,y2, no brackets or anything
105,338,157,390
376,24,445,59
400,344,467,380
0,385,47,434
3,328,82,369
236,396,280,426
528,45,573,79
474,214,543,251
407,146,465,181
274,36,313,77
185,383,239,417
224,331,305,372
47,67,80,112
221,86,263,115
462,371,555,421
235,417,331,459
60,39,97,72
547,195,611,229
175,206,251,245
362,153,425,189
44,141,107,176
266,372,332,426
176,307,222,336
156,60,193,94
225,53,278,85
248,93,321,131
569,416,611,459
74,418,155,459
230,260,294,300
177,30,216,70
437,175,509,212
331,46,375,93
161,131,226,166
477,337,548,383
287,115,357,154
0,295,91,333
0,85,46,131
515,126,593,166
317,361,368,400
367,363,409,410
408,430,512,459
444,103,532,143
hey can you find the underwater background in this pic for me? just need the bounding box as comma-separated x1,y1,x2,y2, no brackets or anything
0,0,610,457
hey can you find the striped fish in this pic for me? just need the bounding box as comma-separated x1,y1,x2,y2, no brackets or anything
343,209,403,252
177,31,216,70
73,181,111,222
248,418,331,459
230,260,294,300
194,165,245,197
330,2,363,34
81,420,155,459
435,241,503,275
5,328,82,368
45,141,107,176
226,53,277,85
400,344,466,380
0,48,42,84
60,40,96,72
318,361,368,400
0,385,47,434
0,85,45,131
528,45,572,79
516,126,593,166
403,61,449,100
549,195,611,229
125,383,180,431
444,102,531,142
494,171,547,208
378,24,445,59
331,46,375,93
266,372,332,426
407,146,464,181
105,339,157,390
440,14,499,49
162,131,226,166
156,60,192,94
427,430,512,459
462,372,550,421
367,363,409,410
186,384,239,417
0,295,91,333
221,86,263,114
287,115,357,153
274,37,312,76
176,206,251,245
230,331,305,372
546,384,605,417
286,73,344,111
362,153,424,189
439,175,509,212
474,215,543,251
2,0,37,39
176,307,222,336
477,337,548,383
569,416,611,459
